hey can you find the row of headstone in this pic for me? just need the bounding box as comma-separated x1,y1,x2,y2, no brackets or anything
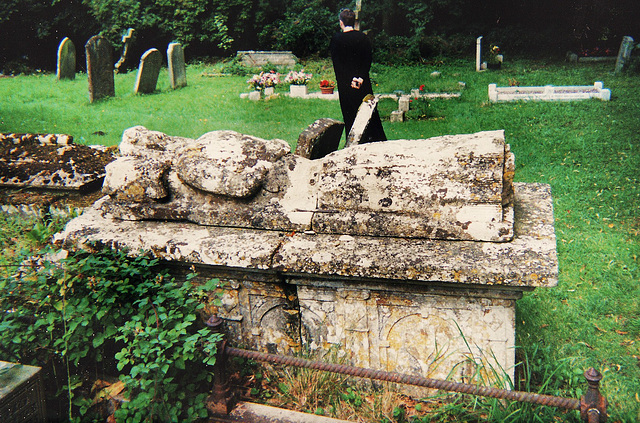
56,36,187,102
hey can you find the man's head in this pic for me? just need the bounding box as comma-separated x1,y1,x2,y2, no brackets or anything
339,9,356,27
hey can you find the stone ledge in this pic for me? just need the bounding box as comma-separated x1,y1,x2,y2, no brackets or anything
55,182,557,290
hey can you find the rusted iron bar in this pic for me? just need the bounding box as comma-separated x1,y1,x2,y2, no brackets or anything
225,346,581,411
581,367,608,423
205,316,606,422
205,315,233,414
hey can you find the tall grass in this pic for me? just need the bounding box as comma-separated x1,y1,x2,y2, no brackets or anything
1,58,638,421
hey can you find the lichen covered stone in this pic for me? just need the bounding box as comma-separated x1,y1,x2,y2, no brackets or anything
98,127,515,241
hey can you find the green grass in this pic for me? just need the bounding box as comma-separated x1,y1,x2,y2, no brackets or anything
1,58,639,421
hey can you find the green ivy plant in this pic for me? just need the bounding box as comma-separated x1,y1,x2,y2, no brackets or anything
0,246,223,422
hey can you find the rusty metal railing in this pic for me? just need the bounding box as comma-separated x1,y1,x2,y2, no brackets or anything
205,315,608,422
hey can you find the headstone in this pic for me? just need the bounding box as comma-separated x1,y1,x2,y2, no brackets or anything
295,118,345,159
615,36,635,74
398,95,410,112
85,35,115,102
115,28,135,73
390,110,404,122
167,42,187,89
476,36,483,72
345,95,379,148
134,48,162,94
56,37,76,80
248,91,261,101
566,51,579,63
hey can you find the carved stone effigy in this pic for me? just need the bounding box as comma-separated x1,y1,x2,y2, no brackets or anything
56,126,557,393
99,126,515,242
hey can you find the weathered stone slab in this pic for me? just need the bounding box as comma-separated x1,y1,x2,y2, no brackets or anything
85,35,115,102
134,48,162,94
167,42,187,89
175,131,291,198
0,133,115,191
276,183,555,287
96,127,514,241
295,118,344,160
55,182,556,289
345,95,379,147
56,37,75,80
237,51,297,67
56,205,286,269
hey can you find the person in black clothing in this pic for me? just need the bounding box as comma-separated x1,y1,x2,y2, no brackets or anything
330,8,387,144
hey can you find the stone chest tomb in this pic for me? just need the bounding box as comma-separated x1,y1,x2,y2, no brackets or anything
56,127,557,389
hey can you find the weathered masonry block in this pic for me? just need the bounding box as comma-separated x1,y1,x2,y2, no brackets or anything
56,127,557,392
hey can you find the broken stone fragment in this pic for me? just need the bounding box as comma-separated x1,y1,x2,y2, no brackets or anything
175,131,291,198
102,155,170,201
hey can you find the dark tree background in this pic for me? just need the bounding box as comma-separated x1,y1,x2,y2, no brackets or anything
1,0,638,73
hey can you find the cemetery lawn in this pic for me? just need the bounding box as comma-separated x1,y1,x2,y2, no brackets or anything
1,58,639,422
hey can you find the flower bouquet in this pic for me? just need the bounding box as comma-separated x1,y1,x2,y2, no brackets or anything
488,45,503,69
285,69,313,86
247,71,281,91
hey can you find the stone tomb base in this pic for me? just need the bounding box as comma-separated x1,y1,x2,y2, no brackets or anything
56,183,557,393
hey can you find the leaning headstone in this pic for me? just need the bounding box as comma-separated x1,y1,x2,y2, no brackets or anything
134,48,162,94
167,42,187,89
56,37,76,80
85,35,115,102
115,28,135,73
295,118,345,160
615,36,635,74
345,95,379,147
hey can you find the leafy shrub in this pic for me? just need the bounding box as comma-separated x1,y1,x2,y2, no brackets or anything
0,246,222,422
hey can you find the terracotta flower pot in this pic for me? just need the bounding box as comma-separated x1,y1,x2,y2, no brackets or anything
320,87,334,94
